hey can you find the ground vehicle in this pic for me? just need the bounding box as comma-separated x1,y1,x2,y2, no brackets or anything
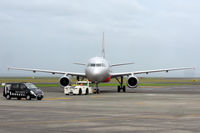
2,82,44,100
64,81,93,95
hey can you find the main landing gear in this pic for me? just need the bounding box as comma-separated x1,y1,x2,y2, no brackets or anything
77,76,84,81
95,83,100,94
115,76,126,92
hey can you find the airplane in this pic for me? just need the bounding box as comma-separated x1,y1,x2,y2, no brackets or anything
9,33,195,93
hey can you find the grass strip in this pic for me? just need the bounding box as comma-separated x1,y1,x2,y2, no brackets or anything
32,83,195,88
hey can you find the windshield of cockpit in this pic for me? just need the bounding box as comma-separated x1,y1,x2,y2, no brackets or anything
88,63,106,67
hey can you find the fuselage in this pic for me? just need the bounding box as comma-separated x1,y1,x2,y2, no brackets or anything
85,57,111,83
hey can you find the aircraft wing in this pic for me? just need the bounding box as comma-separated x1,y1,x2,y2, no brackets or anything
111,67,195,77
8,67,86,77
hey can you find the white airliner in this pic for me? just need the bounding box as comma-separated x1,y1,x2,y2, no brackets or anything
9,33,194,93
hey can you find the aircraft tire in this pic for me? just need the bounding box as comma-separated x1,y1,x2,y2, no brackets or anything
123,86,126,92
117,86,121,92
96,89,100,94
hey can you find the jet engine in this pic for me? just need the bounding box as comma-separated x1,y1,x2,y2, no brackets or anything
59,76,71,87
127,76,139,88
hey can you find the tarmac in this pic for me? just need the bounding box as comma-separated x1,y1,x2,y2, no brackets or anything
1,85,200,133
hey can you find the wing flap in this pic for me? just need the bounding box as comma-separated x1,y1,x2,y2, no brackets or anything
111,67,195,78
8,67,86,77
134,67,195,75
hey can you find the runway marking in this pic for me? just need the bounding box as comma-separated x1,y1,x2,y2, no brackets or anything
138,86,164,89
145,94,157,96
1,114,200,126
137,102,143,104
91,96,103,98
43,97,72,101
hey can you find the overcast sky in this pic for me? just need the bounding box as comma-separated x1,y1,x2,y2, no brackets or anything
0,0,199,77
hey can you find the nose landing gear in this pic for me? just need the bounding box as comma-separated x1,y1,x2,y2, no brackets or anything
96,83,100,94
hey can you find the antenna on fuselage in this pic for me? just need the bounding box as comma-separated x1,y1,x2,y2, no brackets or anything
102,32,105,59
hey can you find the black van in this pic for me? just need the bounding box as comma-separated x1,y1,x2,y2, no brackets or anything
2,82,44,100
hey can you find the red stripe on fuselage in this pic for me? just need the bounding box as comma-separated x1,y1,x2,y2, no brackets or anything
103,76,111,82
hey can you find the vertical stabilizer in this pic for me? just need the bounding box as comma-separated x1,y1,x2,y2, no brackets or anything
102,32,105,58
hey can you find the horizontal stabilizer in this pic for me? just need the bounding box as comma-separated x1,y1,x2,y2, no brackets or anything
111,62,134,67
73,63,86,66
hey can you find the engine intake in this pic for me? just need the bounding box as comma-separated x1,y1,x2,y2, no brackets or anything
127,76,138,88
59,76,71,87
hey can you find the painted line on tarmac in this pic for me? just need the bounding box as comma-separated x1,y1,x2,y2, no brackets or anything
138,86,164,89
1,114,200,126
43,97,72,101
91,96,103,98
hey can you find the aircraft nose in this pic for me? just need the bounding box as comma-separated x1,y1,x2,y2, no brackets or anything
93,69,101,75
91,69,101,79
86,68,104,82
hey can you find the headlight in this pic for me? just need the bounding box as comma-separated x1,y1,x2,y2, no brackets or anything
30,91,36,96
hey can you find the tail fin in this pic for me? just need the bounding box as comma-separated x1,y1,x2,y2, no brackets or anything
102,32,105,58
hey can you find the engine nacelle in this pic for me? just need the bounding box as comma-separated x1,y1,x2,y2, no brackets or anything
127,76,139,88
59,76,71,87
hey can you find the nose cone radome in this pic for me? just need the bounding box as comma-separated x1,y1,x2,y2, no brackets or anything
86,68,106,82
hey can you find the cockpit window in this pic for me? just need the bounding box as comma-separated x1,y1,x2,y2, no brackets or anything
96,64,102,67
88,63,106,67
91,64,95,67
88,64,95,67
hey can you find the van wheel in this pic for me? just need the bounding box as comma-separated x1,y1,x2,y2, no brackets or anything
17,97,21,100
6,94,11,100
86,88,89,95
26,95,31,100
37,97,42,100
79,89,82,95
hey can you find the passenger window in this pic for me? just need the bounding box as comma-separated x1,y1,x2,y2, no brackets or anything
20,84,27,90
12,84,19,89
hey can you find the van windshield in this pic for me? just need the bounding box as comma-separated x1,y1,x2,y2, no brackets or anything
25,83,38,89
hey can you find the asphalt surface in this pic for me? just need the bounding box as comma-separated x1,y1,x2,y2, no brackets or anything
1,85,200,133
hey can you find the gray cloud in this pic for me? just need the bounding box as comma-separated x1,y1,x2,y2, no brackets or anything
0,0,199,77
